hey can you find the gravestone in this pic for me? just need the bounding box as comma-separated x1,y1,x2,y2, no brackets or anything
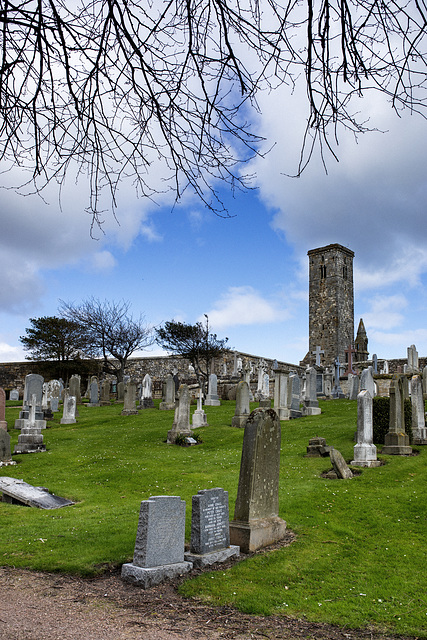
14,394,46,454
184,488,239,567
323,369,333,398
372,354,378,374
302,368,321,415
382,374,412,455
42,383,49,410
0,477,74,508
382,360,389,375
49,380,61,412
117,381,125,402
330,449,353,479
9,389,19,401
351,390,380,467
0,429,12,464
232,381,250,428
289,373,302,418
423,365,427,400
69,374,82,404
0,388,7,431
312,345,324,367
360,366,376,398
229,408,287,553
407,344,419,373
167,384,193,443
192,389,208,428
121,381,139,415
273,371,290,420
121,495,193,587
141,373,154,408
306,437,331,457
159,374,176,410
348,374,360,400
331,358,345,399
100,380,111,406
60,391,77,424
88,377,100,406
410,375,427,445
242,363,254,401
205,373,220,406
14,374,46,430
256,360,266,400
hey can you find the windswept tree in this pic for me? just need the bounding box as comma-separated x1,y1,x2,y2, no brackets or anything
1,1,427,224
60,298,154,382
156,316,229,391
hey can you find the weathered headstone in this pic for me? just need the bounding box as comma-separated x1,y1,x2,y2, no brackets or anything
184,488,239,567
330,448,353,479
273,371,290,420
49,380,61,412
382,360,389,375
9,389,19,402
14,374,46,430
205,373,220,406
60,391,77,424
232,380,250,428
410,375,427,445
88,378,100,406
14,394,46,454
0,477,74,508
121,381,139,415
0,429,12,464
229,408,287,553
306,437,331,457
331,358,345,399
360,366,376,398
382,374,412,455
323,369,333,398
192,389,208,428
348,373,360,400
0,388,7,431
100,380,111,406
289,373,302,418
141,373,154,408
242,362,254,401
167,384,193,443
302,368,321,415
423,365,427,400
351,390,380,467
159,374,176,410
372,354,378,374
407,344,419,373
117,381,125,402
69,374,82,404
121,495,193,587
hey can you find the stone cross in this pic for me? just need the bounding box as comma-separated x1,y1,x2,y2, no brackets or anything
312,346,324,367
344,343,357,375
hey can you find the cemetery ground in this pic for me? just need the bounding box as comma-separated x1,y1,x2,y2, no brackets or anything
1,400,426,640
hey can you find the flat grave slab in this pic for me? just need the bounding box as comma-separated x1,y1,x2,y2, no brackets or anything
0,477,74,509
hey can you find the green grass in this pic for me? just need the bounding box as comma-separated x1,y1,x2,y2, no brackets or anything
2,399,426,637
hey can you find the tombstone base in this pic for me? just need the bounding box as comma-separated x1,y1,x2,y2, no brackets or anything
159,402,176,411
382,432,412,455
60,418,77,424
258,399,271,408
274,407,290,420
87,403,100,407
192,411,208,428
184,545,240,568
121,410,139,416
290,410,302,419
351,443,381,467
302,405,321,416
229,517,287,554
413,436,427,445
231,414,249,428
204,398,220,406
141,398,155,409
121,561,193,588
14,443,46,454
14,419,46,430
412,428,427,444
167,429,193,444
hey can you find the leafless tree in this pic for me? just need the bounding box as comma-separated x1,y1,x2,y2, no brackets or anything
60,298,154,382
1,0,427,224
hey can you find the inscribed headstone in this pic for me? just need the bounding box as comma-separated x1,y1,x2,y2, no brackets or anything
205,373,220,406
60,391,77,424
159,374,176,410
273,371,290,420
382,374,412,455
232,380,250,428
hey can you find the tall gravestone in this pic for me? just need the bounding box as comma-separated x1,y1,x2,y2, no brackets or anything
141,373,154,408
14,394,46,454
69,375,82,404
60,391,77,424
159,374,176,410
14,374,46,430
117,381,125,402
302,368,321,415
331,358,345,399
273,371,290,420
0,388,7,431
121,381,139,415
121,495,193,587
232,381,250,428
229,408,287,553
88,377,100,406
192,389,208,428
184,488,239,567
288,373,302,418
205,373,220,406
410,375,427,444
0,428,12,464
360,366,376,397
100,380,111,406
382,374,412,455
167,384,193,443
351,389,380,467
49,380,61,412
348,374,360,400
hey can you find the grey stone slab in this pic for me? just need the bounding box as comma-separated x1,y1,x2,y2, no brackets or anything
184,545,240,568
330,449,353,479
190,488,230,555
121,561,192,588
0,477,74,508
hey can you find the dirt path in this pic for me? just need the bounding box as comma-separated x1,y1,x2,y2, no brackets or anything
0,565,418,640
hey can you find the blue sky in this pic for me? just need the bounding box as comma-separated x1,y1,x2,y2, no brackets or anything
1,86,427,366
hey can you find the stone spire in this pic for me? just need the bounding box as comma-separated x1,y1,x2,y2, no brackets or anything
354,318,369,362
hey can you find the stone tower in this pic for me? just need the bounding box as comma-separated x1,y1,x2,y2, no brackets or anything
308,244,354,367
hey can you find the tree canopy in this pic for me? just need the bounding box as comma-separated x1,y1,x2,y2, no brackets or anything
60,298,154,382
20,316,88,362
1,0,427,223
156,316,228,390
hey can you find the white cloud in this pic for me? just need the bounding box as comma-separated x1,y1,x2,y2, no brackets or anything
362,294,407,331
0,342,26,362
204,286,290,329
90,250,117,272
368,329,427,358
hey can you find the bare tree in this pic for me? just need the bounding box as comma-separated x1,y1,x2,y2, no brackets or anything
1,1,427,223
60,298,154,382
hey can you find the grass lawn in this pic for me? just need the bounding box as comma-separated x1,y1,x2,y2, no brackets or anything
1,399,426,637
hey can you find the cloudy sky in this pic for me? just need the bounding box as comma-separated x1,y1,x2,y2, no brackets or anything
1,70,427,366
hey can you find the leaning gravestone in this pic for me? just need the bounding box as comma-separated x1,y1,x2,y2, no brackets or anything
382,374,412,455
410,375,427,445
159,374,176,411
351,390,380,467
232,380,250,428
184,488,239,567
205,373,221,406
167,384,193,443
0,388,7,431
121,495,193,587
0,477,74,508
60,391,77,424
0,429,12,464
229,408,287,553
121,381,139,415
329,448,353,479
